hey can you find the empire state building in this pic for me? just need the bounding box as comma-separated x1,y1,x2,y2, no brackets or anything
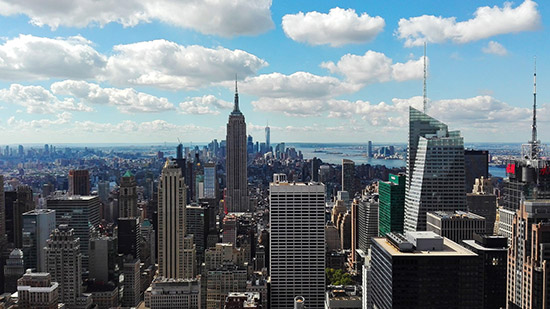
225,81,249,212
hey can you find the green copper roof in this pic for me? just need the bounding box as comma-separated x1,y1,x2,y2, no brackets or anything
123,170,133,178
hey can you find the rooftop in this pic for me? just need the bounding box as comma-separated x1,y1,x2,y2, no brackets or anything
429,210,485,220
374,235,477,257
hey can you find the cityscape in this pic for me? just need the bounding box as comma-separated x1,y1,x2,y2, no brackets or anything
0,1,549,309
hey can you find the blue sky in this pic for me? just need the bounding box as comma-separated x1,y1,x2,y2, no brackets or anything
0,0,547,144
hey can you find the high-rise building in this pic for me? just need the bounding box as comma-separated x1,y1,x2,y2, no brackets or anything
4,249,25,293
45,225,92,307
311,157,320,182
186,204,210,262
225,81,249,212
225,292,261,308
467,177,497,234
140,219,156,267
97,181,110,204
121,255,141,307
367,141,373,158
507,200,550,308
265,124,270,152
378,173,405,237
464,150,489,192
369,231,482,308
426,211,486,243
118,217,141,261
207,264,247,309
68,169,90,196
342,159,356,197
119,171,138,218
203,163,217,199
269,175,325,309
46,195,100,269
88,235,117,282
357,194,378,252
14,185,34,248
17,270,60,309
404,107,466,232
158,159,195,279
144,277,201,309
462,234,507,309
0,175,5,246
22,209,56,271
222,214,237,246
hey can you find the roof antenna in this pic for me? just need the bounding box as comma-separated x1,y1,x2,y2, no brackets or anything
423,41,428,113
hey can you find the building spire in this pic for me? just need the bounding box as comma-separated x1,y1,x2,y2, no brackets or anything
532,56,537,144
233,74,240,113
423,41,428,114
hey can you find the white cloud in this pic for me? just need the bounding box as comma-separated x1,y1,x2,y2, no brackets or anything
251,98,326,117
106,40,268,90
72,120,214,138
179,95,232,115
397,0,540,47
282,7,384,47
0,84,93,114
0,0,274,36
482,41,508,56
240,72,358,99
321,51,426,84
7,112,72,129
51,80,175,113
0,34,106,80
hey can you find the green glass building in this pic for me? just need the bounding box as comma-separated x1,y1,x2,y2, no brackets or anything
378,173,405,236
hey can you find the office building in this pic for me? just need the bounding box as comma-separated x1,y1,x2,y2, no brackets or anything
68,169,90,196
4,249,25,293
121,255,141,307
369,231,481,308
246,275,268,309
158,159,195,279
357,194,378,252
265,124,270,152
270,175,325,309
207,264,247,309
45,225,92,308
97,181,110,204
88,235,117,282
140,219,156,267
46,195,100,269
464,150,489,192
22,209,56,271
311,157,321,182
462,234,507,309
84,282,118,309
118,217,140,260
467,177,497,234
14,185,34,248
119,171,138,218
507,200,550,308
186,204,210,262
367,141,373,158
378,173,405,237
222,214,237,246
0,175,5,246
203,163,217,199
342,159,356,197
426,211,486,243
404,107,466,232
144,277,201,309
325,285,362,309
225,81,249,212
17,270,60,309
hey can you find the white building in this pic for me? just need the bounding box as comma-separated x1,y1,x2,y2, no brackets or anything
145,277,201,309
270,175,325,309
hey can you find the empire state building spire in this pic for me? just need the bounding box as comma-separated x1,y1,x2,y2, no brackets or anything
232,76,241,114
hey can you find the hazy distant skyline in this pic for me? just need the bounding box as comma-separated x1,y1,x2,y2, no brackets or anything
0,0,548,144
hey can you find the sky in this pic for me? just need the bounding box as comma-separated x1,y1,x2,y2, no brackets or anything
0,0,548,145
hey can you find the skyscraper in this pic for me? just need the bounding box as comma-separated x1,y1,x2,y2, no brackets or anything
265,123,270,152
269,174,325,309
367,141,373,158
203,162,217,199
14,185,34,248
158,159,195,279
118,217,141,260
464,150,489,192
22,209,56,272
378,173,405,237
4,249,25,293
17,270,60,309
404,107,466,232
68,170,90,196
0,175,5,246
225,81,249,212
342,159,356,197
119,171,138,218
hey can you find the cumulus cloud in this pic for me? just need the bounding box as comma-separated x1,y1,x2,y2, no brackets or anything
0,0,274,36
179,95,233,115
0,34,106,80
482,41,508,56
106,40,267,90
51,80,175,113
0,84,93,114
321,51,426,84
397,0,540,47
7,112,72,129
72,120,214,138
282,7,384,47
240,72,358,99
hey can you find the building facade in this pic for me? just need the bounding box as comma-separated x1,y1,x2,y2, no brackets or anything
22,209,56,271
426,211,486,243
378,173,405,237
119,171,138,218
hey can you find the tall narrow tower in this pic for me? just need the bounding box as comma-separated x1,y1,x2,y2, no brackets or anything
226,80,249,212
265,123,271,152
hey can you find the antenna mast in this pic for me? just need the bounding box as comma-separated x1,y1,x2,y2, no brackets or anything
423,42,427,113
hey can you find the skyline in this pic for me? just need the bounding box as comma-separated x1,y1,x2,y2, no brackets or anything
0,0,549,144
